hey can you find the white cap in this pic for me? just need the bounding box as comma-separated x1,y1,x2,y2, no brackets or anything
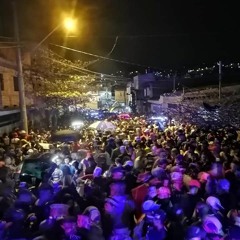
206,196,224,211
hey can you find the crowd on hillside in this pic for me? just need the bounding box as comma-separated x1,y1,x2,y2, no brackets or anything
0,117,240,240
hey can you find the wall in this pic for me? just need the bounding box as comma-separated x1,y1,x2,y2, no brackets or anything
0,110,20,134
115,89,126,103
0,46,34,108
0,60,19,108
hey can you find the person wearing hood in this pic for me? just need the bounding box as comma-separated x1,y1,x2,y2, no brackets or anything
202,215,225,240
82,206,104,240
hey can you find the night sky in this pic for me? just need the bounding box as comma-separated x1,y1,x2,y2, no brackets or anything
0,0,240,73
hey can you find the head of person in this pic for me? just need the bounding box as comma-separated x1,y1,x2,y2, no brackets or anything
83,206,101,225
188,179,201,195
50,204,69,219
116,139,123,147
175,154,184,165
110,181,126,197
171,148,179,159
193,202,210,220
62,194,75,208
60,217,77,236
77,214,90,230
38,185,53,202
206,196,224,212
93,167,102,178
56,158,63,166
64,157,70,165
142,200,160,221
111,167,125,180
148,185,157,198
202,215,224,237
158,158,168,169
119,145,126,154
217,178,230,194
157,186,171,199
17,189,33,205
171,171,183,185
104,197,119,215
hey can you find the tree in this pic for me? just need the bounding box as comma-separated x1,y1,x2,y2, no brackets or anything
24,47,96,107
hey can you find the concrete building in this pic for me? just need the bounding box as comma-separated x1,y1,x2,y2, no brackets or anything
0,45,33,109
126,73,173,113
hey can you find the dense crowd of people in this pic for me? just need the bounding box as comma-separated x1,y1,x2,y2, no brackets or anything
0,116,240,240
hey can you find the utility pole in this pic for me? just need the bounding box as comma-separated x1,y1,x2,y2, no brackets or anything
12,0,28,133
218,61,222,101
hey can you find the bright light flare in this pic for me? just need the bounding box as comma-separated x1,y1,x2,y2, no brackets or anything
71,121,84,129
63,18,76,31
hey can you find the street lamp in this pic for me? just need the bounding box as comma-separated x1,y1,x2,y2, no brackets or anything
32,17,77,53
12,0,77,133
63,18,77,32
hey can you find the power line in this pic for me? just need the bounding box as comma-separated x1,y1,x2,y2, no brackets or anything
50,43,160,69
42,54,130,80
86,36,119,67
35,47,129,80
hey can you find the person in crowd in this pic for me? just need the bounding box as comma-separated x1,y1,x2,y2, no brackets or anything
110,139,123,163
0,115,240,240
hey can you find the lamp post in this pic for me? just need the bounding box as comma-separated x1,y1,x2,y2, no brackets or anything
12,0,28,133
12,1,76,133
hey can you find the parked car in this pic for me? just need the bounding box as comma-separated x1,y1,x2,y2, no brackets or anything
18,153,56,186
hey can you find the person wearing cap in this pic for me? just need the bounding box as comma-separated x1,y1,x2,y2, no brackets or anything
102,196,119,238
156,186,173,214
202,215,225,240
145,209,167,240
170,170,187,205
206,195,229,232
82,206,105,240
216,178,237,215
133,200,160,240
180,179,202,221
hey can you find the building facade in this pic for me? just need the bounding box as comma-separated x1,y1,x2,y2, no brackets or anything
0,46,33,109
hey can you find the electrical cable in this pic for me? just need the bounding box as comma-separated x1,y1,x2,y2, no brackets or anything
50,43,160,69
85,36,119,67
41,54,130,80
